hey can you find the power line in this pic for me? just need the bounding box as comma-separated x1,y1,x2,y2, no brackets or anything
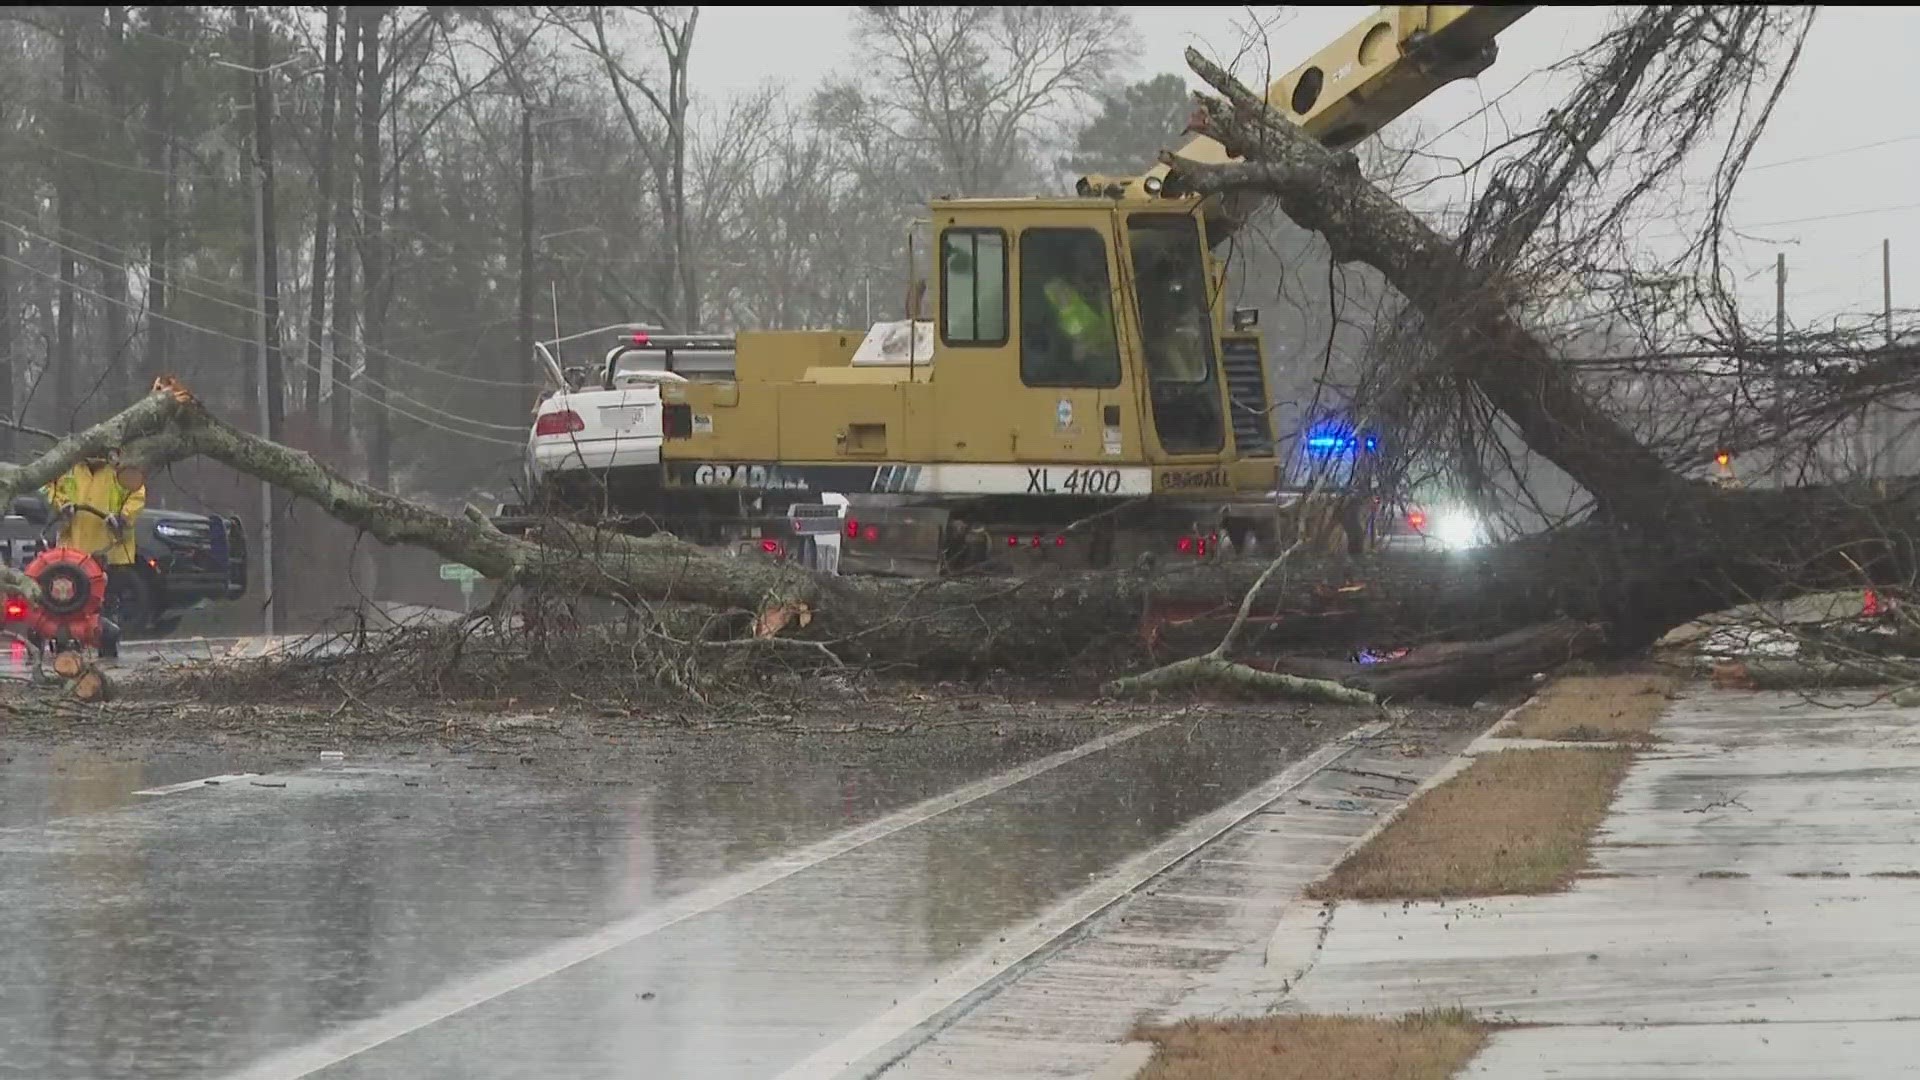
1738,200,1920,232
0,213,544,407
1748,132,1920,173
0,196,549,390
0,249,526,447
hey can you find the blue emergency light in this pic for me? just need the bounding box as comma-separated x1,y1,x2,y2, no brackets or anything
1302,424,1378,457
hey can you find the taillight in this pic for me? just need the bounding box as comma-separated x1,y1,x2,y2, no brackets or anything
1865,590,1881,617
759,538,784,559
1054,535,1066,547
863,525,879,542
534,409,585,436
1007,535,1019,548
4,596,25,620
1177,536,1194,554
844,518,859,540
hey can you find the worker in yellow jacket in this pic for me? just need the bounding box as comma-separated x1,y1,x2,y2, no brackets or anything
45,453,146,567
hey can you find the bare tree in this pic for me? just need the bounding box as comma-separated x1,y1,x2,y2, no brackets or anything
562,5,701,330
300,5,341,425
328,7,359,452
138,5,175,396
838,5,1139,195
52,7,82,429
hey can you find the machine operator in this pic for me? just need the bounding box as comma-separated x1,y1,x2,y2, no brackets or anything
46,451,147,573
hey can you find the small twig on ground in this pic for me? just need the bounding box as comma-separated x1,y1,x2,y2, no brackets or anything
1684,793,1751,813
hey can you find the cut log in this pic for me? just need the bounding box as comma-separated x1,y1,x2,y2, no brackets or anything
1342,620,1609,705
70,665,111,702
52,650,84,680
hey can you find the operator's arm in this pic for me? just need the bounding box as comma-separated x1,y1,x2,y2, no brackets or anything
107,482,147,534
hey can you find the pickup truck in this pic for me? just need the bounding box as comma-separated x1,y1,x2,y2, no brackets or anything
0,494,247,637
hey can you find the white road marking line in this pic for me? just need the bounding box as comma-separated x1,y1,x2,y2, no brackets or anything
776,722,1390,1080
132,773,262,796
216,718,1170,1080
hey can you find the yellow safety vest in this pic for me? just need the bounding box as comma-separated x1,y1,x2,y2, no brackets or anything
1044,279,1114,353
46,463,146,566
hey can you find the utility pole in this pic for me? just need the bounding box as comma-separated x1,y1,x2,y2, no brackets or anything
1878,239,1894,477
1775,252,1786,350
1774,252,1787,477
244,7,285,635
518,103,535,420
1885,240,1895,347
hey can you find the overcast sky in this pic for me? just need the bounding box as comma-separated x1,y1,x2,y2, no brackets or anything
693,6,1916,330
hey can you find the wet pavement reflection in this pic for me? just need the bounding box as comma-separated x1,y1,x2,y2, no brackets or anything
0,717,1335,1079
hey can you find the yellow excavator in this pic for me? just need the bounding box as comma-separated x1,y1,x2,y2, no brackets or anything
509,6,1533,574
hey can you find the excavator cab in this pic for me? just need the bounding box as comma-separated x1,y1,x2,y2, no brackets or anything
1127,214,1228,456
929,202,1239,472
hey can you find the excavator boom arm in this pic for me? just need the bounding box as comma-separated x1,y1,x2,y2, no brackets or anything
1081,6,1533,243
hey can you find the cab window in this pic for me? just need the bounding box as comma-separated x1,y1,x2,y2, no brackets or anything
940,228,1007,346
1019,228,1120,388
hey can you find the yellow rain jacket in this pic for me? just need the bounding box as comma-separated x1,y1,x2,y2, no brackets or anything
46,461,146,566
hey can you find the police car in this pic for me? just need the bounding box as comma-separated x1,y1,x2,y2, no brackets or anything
0,494,247,637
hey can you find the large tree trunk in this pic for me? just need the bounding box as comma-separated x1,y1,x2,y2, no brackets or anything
357,7,388,492
141,5,174,393
0,196,13,456
101,6,131,419
302,5,340,425
328,10,359,455
54,13,82,429
1175,52,1682,518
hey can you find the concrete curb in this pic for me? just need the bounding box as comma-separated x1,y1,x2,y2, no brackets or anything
1083,1042,1155,1080
1306,695,1543,892
1082,697,1541,1080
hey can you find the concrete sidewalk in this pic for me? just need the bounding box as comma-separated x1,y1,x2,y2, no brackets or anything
1164,688,1920,1078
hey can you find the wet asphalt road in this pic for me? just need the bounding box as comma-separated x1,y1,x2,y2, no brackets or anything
0,710,1346,1079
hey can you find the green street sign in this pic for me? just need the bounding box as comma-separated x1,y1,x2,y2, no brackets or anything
440,563,484,613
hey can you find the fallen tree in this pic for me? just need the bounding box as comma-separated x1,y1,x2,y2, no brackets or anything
7,371,1911,706
5,8,1896,708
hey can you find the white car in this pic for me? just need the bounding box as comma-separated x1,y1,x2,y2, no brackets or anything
526,329,732,487
527,379,667,481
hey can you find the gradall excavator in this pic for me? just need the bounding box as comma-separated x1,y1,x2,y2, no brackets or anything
507,6,1533,575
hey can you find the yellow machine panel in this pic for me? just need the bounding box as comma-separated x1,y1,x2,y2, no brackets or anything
734,330,860,382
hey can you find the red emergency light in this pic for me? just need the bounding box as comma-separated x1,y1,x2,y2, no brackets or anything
3,596,25,621
630,331,651,348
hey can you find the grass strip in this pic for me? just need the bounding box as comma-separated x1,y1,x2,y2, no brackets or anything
1134,1008,1487,1080
1506,672,1677,743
